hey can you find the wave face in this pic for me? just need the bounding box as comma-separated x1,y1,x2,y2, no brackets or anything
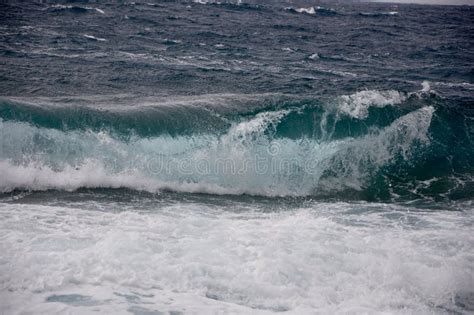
1,88,472,201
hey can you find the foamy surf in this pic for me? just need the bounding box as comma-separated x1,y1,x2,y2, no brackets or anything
0,200,472,314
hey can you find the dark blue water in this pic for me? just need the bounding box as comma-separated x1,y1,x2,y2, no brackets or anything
1,1,473,97
0,1,473,314
0,0,473,201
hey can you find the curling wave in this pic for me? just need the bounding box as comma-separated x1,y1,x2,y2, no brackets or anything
0,88,472,201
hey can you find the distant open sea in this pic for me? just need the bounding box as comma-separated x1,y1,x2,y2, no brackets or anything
0,1,473,314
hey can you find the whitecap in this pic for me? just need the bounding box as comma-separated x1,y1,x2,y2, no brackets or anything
434,81,474,90
93,8,105,14
295,7,315,15
83,34,107,42
337,89,406,119
50,4,104,14
285,6,316,15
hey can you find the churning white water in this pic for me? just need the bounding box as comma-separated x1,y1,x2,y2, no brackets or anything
0,198,472,314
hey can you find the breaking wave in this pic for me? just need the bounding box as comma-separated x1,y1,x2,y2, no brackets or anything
0,87,472,201
285,6,337,16
48,5,105,14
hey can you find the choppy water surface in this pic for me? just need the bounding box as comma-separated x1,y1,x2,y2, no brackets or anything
0,1,473,314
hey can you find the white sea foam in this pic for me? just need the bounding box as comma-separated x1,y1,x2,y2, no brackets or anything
0,201,472,314
50,5,105,14
337,89,407,119
50,4,73,9
434,81,474,90
83,34,107,42
226,109,291,139
421,80,431,93
285,6,316,15
295,7,316,14
193,0,223,4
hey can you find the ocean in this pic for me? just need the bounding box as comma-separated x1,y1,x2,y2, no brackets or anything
0,1,473,314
